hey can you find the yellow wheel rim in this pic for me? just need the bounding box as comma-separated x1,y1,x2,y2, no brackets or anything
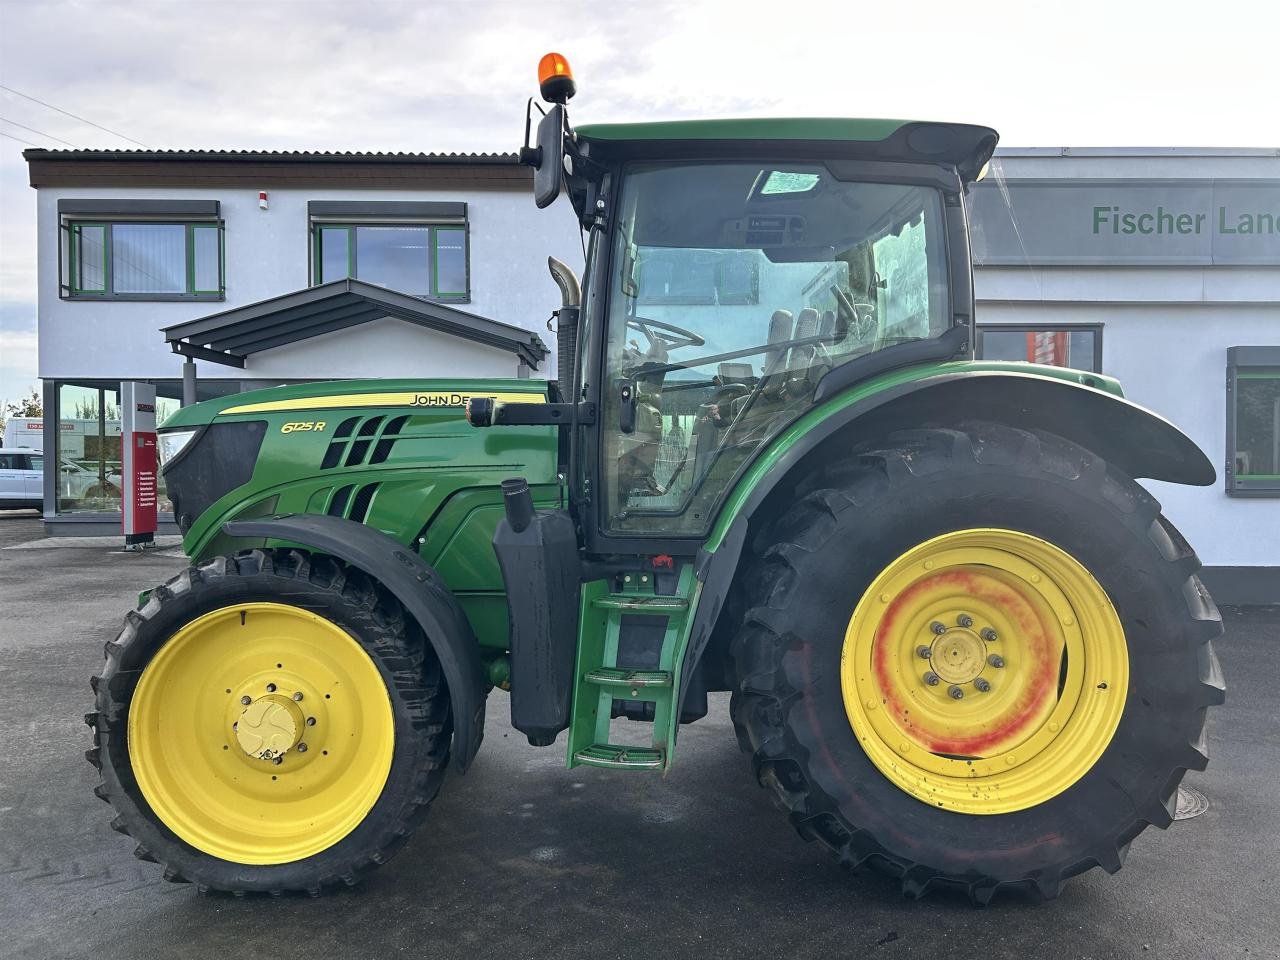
128,602,395,864
841,529,1128,814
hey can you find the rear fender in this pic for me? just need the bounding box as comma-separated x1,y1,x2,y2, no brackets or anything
677,370,1215,716
223,514,488,771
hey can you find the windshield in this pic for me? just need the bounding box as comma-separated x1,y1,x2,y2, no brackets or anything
601,160,952,536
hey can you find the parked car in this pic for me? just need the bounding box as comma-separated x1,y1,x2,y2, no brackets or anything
0,448,44,510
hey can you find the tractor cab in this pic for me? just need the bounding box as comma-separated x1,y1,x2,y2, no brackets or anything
493,54,999,556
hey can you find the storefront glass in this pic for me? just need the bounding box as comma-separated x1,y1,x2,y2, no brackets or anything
977,325,1101,372
54,382,123,514
50,379,241,517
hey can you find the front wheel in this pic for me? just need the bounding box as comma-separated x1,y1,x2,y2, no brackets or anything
87,549,451,894
730,422,1224,903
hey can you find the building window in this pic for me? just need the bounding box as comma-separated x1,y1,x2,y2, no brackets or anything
61,221,224,300
314,224,469,300
1227,346,1280,498
976,324,1102,373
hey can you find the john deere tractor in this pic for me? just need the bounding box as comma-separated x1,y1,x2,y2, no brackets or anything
88,54,1224,902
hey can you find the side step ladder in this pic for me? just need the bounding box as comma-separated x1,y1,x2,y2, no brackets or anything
567,568,696,771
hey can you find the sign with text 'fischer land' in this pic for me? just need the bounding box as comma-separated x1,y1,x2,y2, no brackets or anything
968,179,1280,266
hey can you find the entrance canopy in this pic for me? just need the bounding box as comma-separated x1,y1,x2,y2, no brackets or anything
163,279,549,371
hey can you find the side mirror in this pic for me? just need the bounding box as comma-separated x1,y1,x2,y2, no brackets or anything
533,105,567,209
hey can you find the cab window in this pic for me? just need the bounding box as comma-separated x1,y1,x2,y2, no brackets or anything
600,161,950,536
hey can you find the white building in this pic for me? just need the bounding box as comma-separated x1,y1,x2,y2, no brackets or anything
969,148,1279,604
22,145,1279,602
24,148,582,530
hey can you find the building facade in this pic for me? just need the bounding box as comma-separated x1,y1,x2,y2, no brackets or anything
21,145,1279,600
23,149,583,531
968,148,1279,603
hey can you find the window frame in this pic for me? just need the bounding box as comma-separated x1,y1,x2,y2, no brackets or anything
975,322,1104,373
1226,345,1280,498
309,220,471,302
60,219,225,301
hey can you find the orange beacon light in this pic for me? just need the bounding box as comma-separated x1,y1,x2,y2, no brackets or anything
538,53,576,104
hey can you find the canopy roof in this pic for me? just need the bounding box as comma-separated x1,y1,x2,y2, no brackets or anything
163,279,549,370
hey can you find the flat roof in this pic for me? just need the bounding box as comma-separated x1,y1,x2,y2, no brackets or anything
24,148,530,189
22,148,519,163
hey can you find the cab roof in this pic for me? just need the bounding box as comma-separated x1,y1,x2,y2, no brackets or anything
575,118,999,181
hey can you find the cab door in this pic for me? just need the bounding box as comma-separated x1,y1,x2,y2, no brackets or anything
590,159,956,551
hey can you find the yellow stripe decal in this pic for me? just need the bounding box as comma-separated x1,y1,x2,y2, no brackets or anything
220,391,546,415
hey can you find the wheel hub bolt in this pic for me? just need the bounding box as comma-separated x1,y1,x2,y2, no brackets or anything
981,627,999,642
974,677,992,693
988,654,1005,668
292,691,303,702
240,696,252,705
272,755,283,765
266,683,277,693
957,614,974,628
916,645,932,659
947,685,964,700
923,671,940,686
930,621,947,635
306,717,316,726
296,742,308,753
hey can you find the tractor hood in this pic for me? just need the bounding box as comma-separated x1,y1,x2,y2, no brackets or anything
158,377,557,556
575,118,1000,182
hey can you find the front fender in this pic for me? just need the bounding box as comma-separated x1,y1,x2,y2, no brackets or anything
223,514,487,771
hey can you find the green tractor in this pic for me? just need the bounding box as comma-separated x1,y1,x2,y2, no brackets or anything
88,54,1224,902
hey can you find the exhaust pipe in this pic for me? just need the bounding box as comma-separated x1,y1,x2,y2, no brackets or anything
547,256,581,402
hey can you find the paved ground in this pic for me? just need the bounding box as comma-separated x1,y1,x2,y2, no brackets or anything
0,510,1275,960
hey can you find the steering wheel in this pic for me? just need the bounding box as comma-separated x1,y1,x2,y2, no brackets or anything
627,314,705,352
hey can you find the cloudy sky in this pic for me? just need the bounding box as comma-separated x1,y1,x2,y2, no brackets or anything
1,0,1276,402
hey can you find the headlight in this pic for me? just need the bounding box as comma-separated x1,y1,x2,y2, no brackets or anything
157,429,199,468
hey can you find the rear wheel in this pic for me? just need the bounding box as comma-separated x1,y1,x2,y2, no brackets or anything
730,421,1224,903
87,549,451,894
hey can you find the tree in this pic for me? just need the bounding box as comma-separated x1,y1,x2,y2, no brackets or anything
1,388,43,437
72,395,118,421
3,388,42,418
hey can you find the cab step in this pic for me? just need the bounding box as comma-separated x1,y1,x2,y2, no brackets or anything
567,567,699,772
573,744,665,770
584,667,672,688
591,595,689,613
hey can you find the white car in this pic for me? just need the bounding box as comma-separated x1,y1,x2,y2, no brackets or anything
0,448,44,509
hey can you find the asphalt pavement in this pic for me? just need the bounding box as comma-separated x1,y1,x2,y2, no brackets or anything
0,510,1276,960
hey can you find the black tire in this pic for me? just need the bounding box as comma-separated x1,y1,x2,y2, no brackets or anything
86,548,452,895
729,421,1225,904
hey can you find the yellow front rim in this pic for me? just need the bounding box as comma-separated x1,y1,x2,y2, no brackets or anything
841,529,1128,815
128,602,395,864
